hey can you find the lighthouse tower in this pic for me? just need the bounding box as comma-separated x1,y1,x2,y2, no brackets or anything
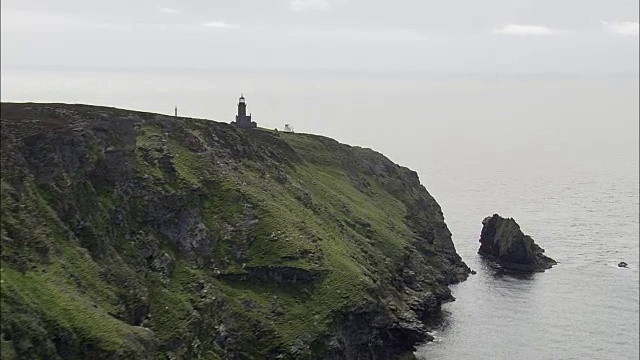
231,94,257,129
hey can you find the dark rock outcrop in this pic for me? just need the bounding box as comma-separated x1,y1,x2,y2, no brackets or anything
478,214,556,272
322,304,431,360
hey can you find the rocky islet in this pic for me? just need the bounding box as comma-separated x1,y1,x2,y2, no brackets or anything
477,214,557,272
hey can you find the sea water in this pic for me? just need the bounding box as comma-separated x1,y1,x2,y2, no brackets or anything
414,145,639,360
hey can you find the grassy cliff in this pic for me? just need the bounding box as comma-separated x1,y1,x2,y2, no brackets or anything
0,103,469,360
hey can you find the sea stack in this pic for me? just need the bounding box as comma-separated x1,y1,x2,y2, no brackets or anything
478,214,556,272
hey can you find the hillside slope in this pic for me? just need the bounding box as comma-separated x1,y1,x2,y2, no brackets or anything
0,103,469,360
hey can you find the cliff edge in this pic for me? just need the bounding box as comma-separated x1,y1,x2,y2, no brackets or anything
0,103,469,359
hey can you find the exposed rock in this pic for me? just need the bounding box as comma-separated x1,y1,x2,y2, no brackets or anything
150,252,176,276
220,266,324,284
478,214,556,272
402,269,422,291
408,292,443,323
322,304,429,360
269,296,285,317
618,262,628,268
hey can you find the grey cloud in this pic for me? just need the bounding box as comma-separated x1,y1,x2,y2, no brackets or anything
202,21,240,29
601,20,639,35
493,24,569,35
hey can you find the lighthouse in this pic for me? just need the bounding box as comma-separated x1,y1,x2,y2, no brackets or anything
231,94,257,129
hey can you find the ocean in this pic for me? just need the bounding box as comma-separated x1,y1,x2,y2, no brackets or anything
2,68,638,360
414,144,640,360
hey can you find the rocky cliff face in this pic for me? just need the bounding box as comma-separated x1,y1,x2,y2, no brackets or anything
0,103,469,359
478,214,556,272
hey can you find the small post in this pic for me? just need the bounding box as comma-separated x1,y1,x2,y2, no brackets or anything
174,106,178,117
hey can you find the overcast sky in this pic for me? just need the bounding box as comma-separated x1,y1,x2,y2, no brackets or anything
1,0,638,73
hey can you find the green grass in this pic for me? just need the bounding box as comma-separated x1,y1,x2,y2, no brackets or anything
0,264,151,353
